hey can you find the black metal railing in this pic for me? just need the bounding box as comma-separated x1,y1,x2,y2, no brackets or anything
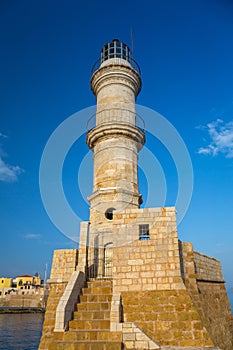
86,108,145,133
88,244,113,279
91,56,141,76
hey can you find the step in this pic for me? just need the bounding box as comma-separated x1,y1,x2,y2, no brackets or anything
77,302,111,311
87,277,112,282
63,330,122,342
48,341,123,350
80,294,112,303
73,310,110,320
87,279,112,287
82,286,112,295
69,319,110,330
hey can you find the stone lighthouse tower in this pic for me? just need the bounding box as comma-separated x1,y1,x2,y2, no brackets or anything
85,39,146,277
39,40,233,350
87,39,145,217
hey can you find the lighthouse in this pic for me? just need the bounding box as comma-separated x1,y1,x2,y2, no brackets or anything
87,39,145,219
39,39,233,350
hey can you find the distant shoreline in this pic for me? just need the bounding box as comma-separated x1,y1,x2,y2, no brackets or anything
0,307,45,314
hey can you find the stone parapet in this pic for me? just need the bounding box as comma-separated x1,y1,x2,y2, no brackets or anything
50,249,78,280
194,252,224,282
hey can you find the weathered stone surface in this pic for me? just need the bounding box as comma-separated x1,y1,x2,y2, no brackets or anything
122,290,213,347
180,241,233,350
49,249,78,281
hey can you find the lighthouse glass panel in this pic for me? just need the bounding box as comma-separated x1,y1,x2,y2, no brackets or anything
101,40,130,63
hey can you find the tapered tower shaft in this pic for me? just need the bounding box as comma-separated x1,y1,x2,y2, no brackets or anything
86,39,145,218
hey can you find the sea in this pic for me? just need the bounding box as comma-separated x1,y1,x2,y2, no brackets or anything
0,313,44,350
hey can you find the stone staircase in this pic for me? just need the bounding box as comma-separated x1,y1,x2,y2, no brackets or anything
48,278,123,350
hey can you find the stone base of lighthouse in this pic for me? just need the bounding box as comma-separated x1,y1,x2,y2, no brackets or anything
39,206,233,350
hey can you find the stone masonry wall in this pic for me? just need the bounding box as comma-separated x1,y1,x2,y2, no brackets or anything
49,249,78,281
194,251,224,282
111,207,184,292
121,290,213,347
39,249,78,350
180,241,233,350
39,282,66,350
197,281,233,350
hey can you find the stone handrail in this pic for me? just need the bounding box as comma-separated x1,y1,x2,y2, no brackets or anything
110,293,123,332
54,270,85,332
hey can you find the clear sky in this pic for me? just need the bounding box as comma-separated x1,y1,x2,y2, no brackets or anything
0,0,233,304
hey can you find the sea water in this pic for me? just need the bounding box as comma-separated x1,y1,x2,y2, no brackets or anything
0,313,43,350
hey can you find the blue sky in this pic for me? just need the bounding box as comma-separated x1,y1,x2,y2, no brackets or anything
0,0,233,304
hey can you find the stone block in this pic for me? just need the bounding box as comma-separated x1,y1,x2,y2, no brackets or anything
124,341,134,349
123,333,136,341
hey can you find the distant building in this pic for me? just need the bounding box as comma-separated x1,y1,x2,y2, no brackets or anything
0,274,46,309
15,274,41,289
0,278,12,288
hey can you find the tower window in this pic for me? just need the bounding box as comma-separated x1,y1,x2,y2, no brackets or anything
105,208,115,220
139,224,150,240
